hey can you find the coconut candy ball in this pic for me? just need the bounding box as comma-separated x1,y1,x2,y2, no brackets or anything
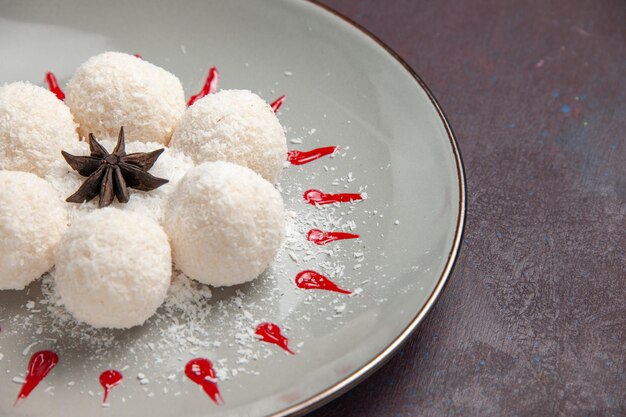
54,208,172,328
0,82,78,177
169,89,287,183
0,171,68,290
65,52,185,145
164,162,284,287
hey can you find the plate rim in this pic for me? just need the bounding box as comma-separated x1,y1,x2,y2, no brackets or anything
270,2,468,416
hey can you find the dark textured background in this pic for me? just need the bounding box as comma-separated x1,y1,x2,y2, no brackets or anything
310,1,625,416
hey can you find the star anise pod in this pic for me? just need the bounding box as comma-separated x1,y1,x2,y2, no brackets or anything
62,126,169,208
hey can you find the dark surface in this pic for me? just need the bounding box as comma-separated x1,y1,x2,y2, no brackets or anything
310,1,625,416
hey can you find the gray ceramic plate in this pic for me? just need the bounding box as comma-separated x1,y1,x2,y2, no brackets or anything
0,0,465,416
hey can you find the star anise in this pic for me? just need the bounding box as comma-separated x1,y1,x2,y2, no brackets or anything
62,126,169,208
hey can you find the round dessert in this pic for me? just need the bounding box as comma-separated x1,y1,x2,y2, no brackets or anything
54,208,172,329
0,171,68,290
164,162,284,287
65,52,185,145
0,82,78,176
170,89,287,183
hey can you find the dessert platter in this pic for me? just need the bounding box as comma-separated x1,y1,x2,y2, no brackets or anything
0,1,465,416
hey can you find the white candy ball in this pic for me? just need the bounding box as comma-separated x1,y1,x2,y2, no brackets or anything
0,171,68,290
0,82,78,176
54,208,172,328
65,52,185,145
170,90,287,183
164,162,284,287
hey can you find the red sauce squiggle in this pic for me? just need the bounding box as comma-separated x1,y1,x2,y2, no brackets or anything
270,95,285,112
295,270,351,294
307,229,360,245
99,370,123,404
304,189,363,205
185,358,223,405
287,146,337,165
188,66,220,106
44,72,65,101
255,322,294,354
15,350,59,405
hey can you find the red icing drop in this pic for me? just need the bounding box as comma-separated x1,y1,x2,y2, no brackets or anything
99,369,123,404
133,53,142,59
185,358,224,405
255,322,294,354
44,72,65,101
188,66,220,106
287,146,337,165
307,229,360,245
15,350,58,405
295,270,351,294
270,95,285,112
304,189,363,205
